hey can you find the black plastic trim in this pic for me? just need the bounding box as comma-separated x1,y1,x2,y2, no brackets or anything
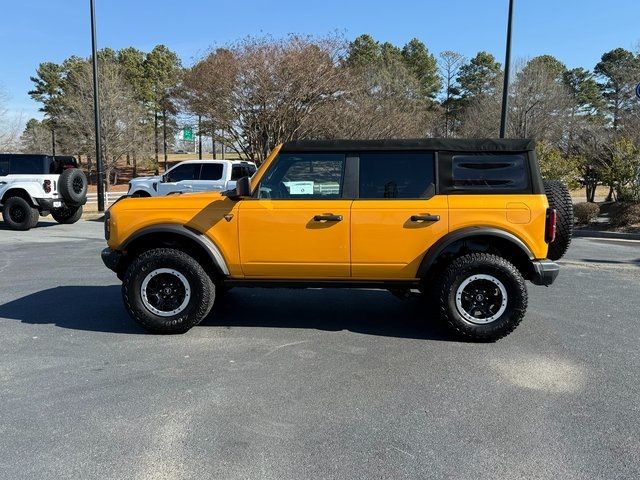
530,259,560,286
222,279,421,289
119,224,229,276
417,226,535,278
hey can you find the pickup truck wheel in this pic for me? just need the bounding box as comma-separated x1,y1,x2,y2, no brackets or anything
58,168,88,205
543,179,573,260
435,253,527,342
2,196,39,230
122,248,215,334
131,191,151,198
51,205,83,224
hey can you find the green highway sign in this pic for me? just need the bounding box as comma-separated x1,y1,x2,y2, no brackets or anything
182,127,194,141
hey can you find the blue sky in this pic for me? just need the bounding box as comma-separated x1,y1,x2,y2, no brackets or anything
1,0,638,120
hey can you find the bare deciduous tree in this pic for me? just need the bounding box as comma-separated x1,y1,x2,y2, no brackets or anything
61,59,148,187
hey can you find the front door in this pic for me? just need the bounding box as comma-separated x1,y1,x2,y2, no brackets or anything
239,152,351,278
350,151,449,279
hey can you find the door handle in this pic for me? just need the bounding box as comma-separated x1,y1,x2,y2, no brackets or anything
313,214,343,222
410,214,440,222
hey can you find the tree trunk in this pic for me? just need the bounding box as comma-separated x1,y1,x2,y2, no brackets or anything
132,153,137,178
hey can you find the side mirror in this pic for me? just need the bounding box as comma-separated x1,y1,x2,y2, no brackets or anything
227,176,252,200
161,174,168,183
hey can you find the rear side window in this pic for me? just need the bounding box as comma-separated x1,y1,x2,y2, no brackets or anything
451,154,528,191
0,159,9,176
358,152,435,199
200,163,224,180
7,156,46,174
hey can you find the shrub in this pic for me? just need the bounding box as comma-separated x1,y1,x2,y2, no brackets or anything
573,202,600,225
609,202,640,230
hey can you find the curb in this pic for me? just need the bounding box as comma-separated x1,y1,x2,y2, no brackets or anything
574,229,640,241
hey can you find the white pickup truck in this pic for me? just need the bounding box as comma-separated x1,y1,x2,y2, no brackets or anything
127,160,257,197
0,154,88,230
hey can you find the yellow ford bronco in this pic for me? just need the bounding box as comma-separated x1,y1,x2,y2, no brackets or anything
102,139,572,341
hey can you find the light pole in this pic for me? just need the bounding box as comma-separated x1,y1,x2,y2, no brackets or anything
90,0,105,211
499,0,514,139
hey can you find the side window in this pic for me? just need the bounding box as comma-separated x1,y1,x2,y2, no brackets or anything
166,163,200,182
258,153,344,199
358,152,435,199
200,163,223,180
452,154,528,191
8,156,45,174
0,159,9,176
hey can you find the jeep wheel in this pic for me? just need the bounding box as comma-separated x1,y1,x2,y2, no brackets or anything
435,253,527,342
543,179,573,260
51,205,83,224
2,196,39,230
58,168,88,205
122,248,215,334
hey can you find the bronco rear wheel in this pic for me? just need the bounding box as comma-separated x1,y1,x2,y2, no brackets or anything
122,248,215,334
435,253,527,342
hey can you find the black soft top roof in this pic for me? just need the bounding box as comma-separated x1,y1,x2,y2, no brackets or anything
281,138,535,153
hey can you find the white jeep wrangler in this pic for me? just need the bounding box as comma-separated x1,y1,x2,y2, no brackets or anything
127,159,257,197
0,154,88,230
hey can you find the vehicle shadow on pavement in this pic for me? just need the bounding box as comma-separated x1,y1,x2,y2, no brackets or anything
0,285,144,334
204,288,453,341
0,220,59,230
0,285,453,340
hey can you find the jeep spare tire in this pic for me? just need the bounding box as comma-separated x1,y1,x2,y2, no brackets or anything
543,179,573,260
58,168,88,205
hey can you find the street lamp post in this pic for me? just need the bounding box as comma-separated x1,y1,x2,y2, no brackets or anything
90,0,105,212
499,0,514,139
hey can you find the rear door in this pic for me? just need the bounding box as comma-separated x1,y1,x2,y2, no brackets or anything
193,162,226,192
350,151,449,279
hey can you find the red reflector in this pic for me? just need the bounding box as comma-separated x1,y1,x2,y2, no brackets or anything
43,179,51,193
545,208,557,243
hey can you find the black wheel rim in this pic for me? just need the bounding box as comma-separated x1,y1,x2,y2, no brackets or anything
9,205,26,223
72,176,84,194
455,274,508,324
141,269,191,316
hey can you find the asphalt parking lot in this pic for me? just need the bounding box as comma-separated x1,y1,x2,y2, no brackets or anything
1,220,639,480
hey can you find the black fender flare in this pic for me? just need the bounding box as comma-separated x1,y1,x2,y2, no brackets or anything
417,226,535,278
120,224,229,276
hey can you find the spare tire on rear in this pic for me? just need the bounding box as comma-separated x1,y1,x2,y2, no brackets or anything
58,168,88,205
543,179,573,260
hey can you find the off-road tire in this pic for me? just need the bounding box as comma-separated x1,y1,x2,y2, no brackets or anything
58,168,88,205
131,191,151,198
51,205,83,224
435,253,527,342
2,196,39,230
543,179,573,260
122,248,215,334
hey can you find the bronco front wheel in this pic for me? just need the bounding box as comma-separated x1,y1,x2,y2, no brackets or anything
435,253,527,342
122,248,215,333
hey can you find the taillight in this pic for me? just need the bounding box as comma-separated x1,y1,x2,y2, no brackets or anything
545,208,557,243
43,179,51,193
